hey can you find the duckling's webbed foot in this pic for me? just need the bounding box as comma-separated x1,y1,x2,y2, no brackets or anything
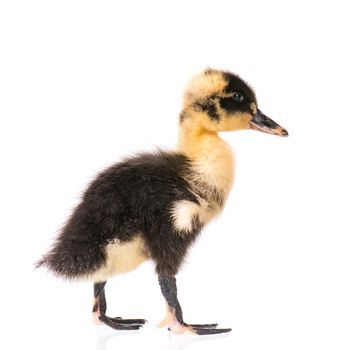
158,276,231,335
92,281,146,330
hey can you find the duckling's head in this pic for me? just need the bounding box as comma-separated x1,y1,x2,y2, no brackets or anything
181,68,288,136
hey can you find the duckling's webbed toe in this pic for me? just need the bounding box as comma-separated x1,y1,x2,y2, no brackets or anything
92,281,146,331
99,315,144,330
158,276,231,335
106,316,146,325
192,326,232,335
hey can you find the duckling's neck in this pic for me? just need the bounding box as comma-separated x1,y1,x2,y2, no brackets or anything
177,116,235,198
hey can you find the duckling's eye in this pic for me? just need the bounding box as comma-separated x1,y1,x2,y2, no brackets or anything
232,92,244,102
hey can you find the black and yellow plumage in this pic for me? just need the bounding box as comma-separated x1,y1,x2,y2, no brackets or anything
37,68,287,334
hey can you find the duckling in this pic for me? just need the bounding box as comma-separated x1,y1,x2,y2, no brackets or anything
37,68,288,335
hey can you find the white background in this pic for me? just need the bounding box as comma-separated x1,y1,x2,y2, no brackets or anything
1,1,342,349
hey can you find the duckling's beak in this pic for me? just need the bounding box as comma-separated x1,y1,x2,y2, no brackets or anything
250,109,288,137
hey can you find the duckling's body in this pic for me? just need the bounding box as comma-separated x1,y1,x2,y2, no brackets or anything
45,150,213,280
38,69,287,334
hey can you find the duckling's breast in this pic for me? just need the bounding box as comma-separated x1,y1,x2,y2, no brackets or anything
171,138,235,234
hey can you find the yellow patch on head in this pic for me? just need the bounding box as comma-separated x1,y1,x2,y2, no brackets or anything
215,109,252,131
183,69,227,109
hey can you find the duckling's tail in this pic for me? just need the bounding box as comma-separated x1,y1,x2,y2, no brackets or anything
35,239,106,280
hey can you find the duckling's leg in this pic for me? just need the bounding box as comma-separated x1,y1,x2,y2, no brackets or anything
92,281,146,330
158,276,231,335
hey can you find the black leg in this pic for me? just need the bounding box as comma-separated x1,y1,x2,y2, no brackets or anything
158,276,232,335
92,281,146,331
158,276,185,325
93,281,107,314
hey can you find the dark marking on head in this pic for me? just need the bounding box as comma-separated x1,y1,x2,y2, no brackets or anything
223,72,256,103
179,111,188,123
193,98,220,122
219,96,251,114
216,72,257,115
204,102,220,121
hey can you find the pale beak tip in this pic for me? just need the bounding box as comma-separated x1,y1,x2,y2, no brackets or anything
281,128,289,137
